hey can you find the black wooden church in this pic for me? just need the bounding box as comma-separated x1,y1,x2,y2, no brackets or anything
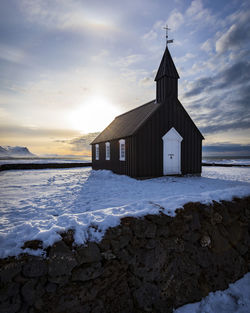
91,43,204,178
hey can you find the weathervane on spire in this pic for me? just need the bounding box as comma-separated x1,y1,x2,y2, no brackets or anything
163,24,174,47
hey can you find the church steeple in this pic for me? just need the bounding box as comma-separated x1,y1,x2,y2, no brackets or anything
155,27,179,102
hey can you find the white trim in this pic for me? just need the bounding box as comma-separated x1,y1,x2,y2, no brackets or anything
95,144,99,160
162,127,183,142
105,142,110,160
162,127,182,175
119,139,125,161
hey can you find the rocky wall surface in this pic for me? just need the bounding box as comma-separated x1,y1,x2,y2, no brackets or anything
1,196,250,313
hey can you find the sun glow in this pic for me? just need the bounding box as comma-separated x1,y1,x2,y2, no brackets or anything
69,96,121,134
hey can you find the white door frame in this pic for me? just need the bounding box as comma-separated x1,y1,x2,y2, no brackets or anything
162,127,183,175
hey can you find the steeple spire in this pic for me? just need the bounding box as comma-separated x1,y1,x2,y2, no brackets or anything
154,46,179,81
154,25,179,102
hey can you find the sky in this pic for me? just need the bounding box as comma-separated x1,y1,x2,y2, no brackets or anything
0,0,249,157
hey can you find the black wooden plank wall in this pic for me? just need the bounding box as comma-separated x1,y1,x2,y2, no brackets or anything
135,97,202,177
156,77,178,102
92,137,137,177
92,97,202,178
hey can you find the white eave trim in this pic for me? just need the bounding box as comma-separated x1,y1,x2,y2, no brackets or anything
162,127,183,142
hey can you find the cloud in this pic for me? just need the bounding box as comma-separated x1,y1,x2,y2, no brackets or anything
56,132,100,152
215,9,250,54
216,61,250,89
200,121,250,134
186,0,203,16
91,50,110,62
201,39,213,53
0,44,28,64
184,77,213,97
174,53,196,64
182,50,250,138
143,30,157,41
202,143,250,156
0,125,79,138
113,54,144,68
234,84,250,109
216,24,250,54
167,10,184,31
139,70,157,85
143,0,217,51
186,0,216,26
180,0,216,29
140,77,151,85
19,0,119,36
184,59,250,97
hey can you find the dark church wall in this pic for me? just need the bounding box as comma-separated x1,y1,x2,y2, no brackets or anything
91,136,137,177
135,98,203,178
135,109,163,178
156,76,178,102
92,97,202,178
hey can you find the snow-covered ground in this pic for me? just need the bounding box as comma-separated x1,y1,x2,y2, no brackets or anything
202,166,250,183
174,272,250,313
0,166,250,259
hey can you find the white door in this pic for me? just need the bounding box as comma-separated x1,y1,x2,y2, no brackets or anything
162,127,183,175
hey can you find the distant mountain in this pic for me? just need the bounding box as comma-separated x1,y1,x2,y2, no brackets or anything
0,146,35,157
0,146,9,156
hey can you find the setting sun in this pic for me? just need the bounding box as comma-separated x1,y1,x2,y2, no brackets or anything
69,96,121,134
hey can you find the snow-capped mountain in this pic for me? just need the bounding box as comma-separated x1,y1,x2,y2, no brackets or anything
0,146,9,156
0,146,35,157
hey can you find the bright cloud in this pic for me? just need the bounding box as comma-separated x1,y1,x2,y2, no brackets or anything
167,10,184,31
20,0,119,34
0,44,28,64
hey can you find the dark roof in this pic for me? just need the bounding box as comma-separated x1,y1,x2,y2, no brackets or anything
91,100,160,144
155,47,179,81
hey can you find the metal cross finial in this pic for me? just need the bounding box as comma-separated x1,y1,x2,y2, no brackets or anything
163,24,174,47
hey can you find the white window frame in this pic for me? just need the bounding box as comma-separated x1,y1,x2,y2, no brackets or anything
95,144,99,160
105,142,110,160
119,139,125,161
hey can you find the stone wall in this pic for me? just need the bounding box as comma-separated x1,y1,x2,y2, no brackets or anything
1,196,250,313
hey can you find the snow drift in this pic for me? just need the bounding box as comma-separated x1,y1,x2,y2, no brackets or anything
0,166,250,258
